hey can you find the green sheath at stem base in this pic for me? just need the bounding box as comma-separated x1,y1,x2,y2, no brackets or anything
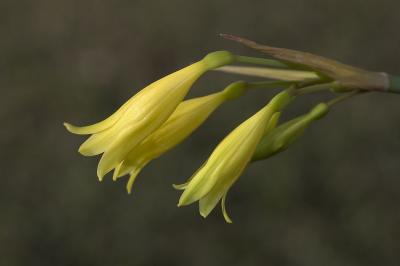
389,75,400,93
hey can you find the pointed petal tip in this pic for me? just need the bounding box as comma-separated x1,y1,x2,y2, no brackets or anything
97,168,106,181
63,119,119,135
63,122,89,135
78,146,90,156
177,191,199,207
223,209,233,223
112,162,125,181
177,196,189,207
63,122,76,133
125,170,136,194
199,210,208,219
126,178,133,194
125,168,141,194
222,194,233,223
177,198,186,207
97,154,117,180
172,183,187,191
225,218,233,224
78,144,101,157
112,168,120,181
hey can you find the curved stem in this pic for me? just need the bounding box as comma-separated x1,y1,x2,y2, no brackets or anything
246,80,294,90
389,75,400,93
326,90,365,107
294,82,338,95
234,55,289,68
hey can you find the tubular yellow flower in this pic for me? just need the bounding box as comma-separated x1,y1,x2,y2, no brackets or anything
177,90,293,223
113,82,247,194
64,51,234,180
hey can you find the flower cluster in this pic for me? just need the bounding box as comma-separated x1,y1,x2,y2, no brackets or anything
65,51,234,179
65,36,391,222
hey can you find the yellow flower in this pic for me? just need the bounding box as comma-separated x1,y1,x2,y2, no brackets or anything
113,81,247,194
64,51,234,179
177,90,293,223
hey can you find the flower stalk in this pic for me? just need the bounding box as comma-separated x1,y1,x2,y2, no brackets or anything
221,33,397,94
64,35,399,223
176,89,294,222
234,55,289,68
389,75,400,93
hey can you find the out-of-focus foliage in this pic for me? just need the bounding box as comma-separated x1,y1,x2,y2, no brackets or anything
1,0,400,265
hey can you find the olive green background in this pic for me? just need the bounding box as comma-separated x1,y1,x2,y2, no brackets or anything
2,0,400,265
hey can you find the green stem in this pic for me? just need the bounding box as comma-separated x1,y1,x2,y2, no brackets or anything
246,81,294,90
326,90,363,107
294,82,339,95
235,55,289,68
389,75,400,93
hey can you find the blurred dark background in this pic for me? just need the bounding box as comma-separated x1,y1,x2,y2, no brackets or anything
1,0,400,265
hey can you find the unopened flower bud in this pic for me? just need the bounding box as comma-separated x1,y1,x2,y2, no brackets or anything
252,103,329,161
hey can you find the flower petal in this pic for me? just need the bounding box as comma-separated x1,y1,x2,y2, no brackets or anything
178,158,233,207
63,96,137,135
118,92,227,180
172,182,189,190
97,121,148,178
126,166,144,194
78,128,116,156
112,162,123,181
97,63,208,178
221,193,232,223
179,91,293,221
199,185,226,218
179,106,272,206
173,161,207,191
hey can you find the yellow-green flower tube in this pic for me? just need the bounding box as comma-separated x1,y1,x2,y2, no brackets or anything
113,82,247,194
177,90,293,223
64,51,234,179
